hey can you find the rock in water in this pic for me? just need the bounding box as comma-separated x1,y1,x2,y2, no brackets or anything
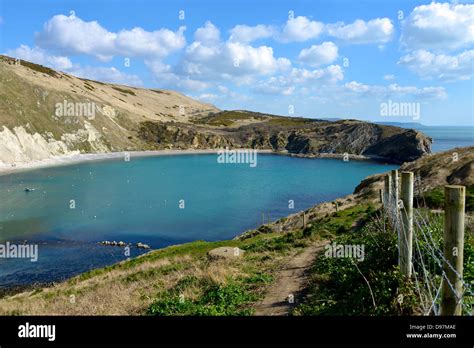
136,242,150,249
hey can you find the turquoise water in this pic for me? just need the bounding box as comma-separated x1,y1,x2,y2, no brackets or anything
0,154,396,287
416,126,473,152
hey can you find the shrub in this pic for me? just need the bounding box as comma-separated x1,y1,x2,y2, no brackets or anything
147,280,256,316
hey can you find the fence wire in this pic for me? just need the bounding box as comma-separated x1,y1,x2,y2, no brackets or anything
382,173,471,316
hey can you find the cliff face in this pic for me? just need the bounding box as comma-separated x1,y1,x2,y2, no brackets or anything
137,115,432,164
0,55,218,165
0,55,432,165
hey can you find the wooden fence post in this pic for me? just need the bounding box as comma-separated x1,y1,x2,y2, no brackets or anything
391,169,399,211
440,185,465,315
400,171,414,277
384,174,392,209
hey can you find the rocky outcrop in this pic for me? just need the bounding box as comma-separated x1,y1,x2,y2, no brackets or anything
138,117,432,164
137,122,234,150
363,129,432,164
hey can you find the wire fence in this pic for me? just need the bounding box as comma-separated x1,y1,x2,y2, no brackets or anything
382,170,471,316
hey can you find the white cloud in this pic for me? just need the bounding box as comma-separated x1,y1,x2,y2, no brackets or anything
387,83,447,99
115,26,186,58
383,74,395,81
399,49,474,82
228,16,395,45
229,24,275,43
345,81,371,93
161,22,291,87
69,66,143,86
5,44,73,71
254,65,344,95
400,2,474,51
344,81,447,100
193,93,220,102
194,21,220,44
35,14,186,61
326,18,394,44
182,41,291,83
288,65,344,85
298,42,338,67
144,59,210,91
254,84,295,96
279,16,324,42
35,15,117,61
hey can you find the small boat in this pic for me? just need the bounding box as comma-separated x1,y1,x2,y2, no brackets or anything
24,187,36,192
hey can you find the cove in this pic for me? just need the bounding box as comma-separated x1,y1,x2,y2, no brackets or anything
0,153,397,288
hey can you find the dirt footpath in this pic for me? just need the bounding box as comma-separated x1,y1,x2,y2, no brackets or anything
254,242,327,316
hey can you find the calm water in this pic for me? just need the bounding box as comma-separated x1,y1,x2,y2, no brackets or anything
416,126,473,152
0,154,397,288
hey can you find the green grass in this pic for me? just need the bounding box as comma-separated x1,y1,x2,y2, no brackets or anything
267,117,317,126
242,230,308,252
294,207,473,316
293,215,419,316
147,276,259,316
418,186,474,211
195,110,267,126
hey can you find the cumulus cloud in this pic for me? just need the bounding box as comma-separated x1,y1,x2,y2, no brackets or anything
326,18,394,44
5,44,73,70
115,26,186,59
35,14,186,61
400,2,474,51
298,42,338,67
344,81,447,100
383,74,395,81
229,24,276,43
233,16,394,44
144,59,210,91
254,65,344,95
288,65,344,85
194,21,220,44
399,49,474,82
162,21,292,87
233,16,394,45
279,16,324,42
345,81,371,93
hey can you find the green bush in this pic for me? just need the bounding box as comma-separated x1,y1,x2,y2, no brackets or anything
417,186,473,212
147,280,256,316
293,216,418,315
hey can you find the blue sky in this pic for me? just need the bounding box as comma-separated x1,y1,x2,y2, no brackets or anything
0,0,473,125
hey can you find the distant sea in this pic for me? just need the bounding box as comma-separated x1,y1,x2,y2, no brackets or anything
415,126,474,153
